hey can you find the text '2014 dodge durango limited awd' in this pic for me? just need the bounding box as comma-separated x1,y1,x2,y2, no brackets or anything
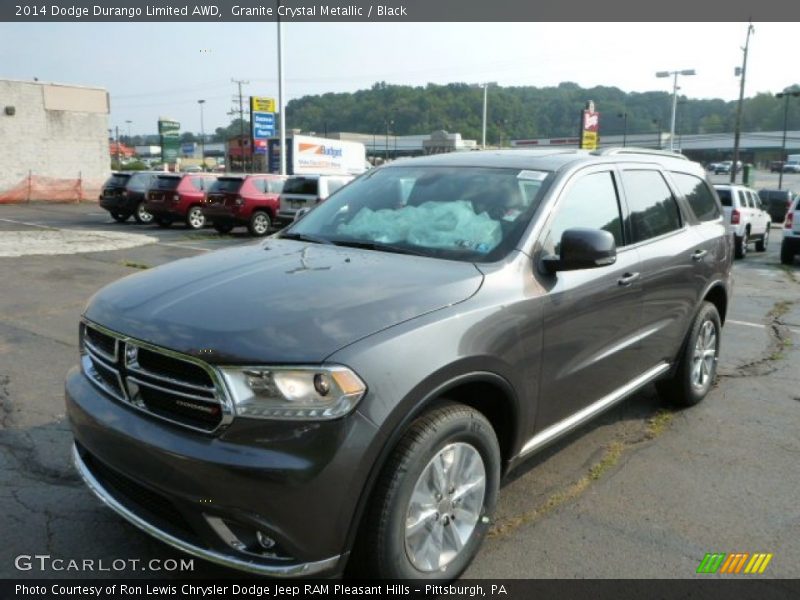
67,148,732,579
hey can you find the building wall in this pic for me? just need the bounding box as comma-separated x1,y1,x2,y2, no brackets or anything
0,79,110,196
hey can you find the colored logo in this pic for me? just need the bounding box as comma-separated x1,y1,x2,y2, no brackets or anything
696,552,773,574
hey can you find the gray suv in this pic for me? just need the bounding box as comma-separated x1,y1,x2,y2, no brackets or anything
67,148,732,580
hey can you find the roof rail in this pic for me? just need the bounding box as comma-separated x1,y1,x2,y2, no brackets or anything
591,147,689,161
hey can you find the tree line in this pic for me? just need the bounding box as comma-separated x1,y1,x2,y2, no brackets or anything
120,81,800,147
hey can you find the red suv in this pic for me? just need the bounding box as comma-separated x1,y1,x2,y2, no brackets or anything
144,173,217,229
202,174,286,236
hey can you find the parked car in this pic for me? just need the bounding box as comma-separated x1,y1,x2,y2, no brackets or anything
781,193,800,264
782,161,800,174
712,160,742,175
143,173,217,229
202,174,287,236
769,161,785,173
276,174,353,224
99,171,162,224
758,188,798,223
713,184,772,258
68,148,731,580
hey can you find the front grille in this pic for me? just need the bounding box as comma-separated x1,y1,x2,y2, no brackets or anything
79,445,197,541
80,322,229,433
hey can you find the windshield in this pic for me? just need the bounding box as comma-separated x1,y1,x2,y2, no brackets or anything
284,166,551,262
126,173,153,190
209,177,244,193
154,175,182,190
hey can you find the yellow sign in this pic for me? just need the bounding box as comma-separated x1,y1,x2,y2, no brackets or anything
250,97,276,113
581,131,598,150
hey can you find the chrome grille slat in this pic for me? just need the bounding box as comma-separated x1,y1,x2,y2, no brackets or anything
79,321,230,433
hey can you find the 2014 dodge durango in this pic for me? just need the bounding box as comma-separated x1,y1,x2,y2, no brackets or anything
67,148,732,579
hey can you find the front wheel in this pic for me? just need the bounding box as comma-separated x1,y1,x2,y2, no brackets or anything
360,404,500,579
248,211,271,236
134,202,154,224
657,301,721,407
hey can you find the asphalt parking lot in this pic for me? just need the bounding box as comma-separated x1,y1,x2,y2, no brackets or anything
1,193,799,579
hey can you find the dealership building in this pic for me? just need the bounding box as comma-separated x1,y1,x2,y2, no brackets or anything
0,79,110,202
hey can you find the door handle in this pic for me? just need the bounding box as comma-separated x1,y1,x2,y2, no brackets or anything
617,272,640,286
692,249,708,261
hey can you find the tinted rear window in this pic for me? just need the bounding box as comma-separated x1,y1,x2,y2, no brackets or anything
105,174,131,187
671,172,720,222
210,178,244,193
283,178,318,195
715,189,732,207
154,176,182,191
127,173,154,190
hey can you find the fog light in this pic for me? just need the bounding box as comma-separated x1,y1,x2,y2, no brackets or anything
256,531,276,550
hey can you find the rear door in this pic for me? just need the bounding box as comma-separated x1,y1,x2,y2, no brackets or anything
618,166,702,368
535,166,644,430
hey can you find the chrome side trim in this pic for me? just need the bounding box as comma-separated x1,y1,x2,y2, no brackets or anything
519,362,670,458
72,444,341,577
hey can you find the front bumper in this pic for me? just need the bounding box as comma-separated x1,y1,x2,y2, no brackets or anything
66,366,383,577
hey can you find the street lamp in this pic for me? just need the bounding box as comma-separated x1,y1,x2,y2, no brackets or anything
472,82,497,149
617,112,628,147
776,89,800,191
656,69,695,151
197,99,206,169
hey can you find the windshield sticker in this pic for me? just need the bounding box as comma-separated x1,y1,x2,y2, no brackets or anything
517,170,548,181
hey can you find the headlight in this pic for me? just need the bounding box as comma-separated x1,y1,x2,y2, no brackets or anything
218,365,366,420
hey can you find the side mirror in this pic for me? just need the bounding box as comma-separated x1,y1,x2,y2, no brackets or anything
542,228,617,273
294,207,311,222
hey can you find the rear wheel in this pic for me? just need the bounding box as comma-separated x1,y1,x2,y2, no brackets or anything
185,206,206,230
755,228,769,252
781,241,796,265
133,202,153,224
110,212,129,223
360,403,500,579
657,302,721,407
213,223,234,234
733,231,747,259
248,211,271,236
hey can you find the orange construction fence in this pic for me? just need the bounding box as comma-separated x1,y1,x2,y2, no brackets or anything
0,173,103,204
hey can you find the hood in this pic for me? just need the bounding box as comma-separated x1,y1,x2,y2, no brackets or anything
84,239,483,364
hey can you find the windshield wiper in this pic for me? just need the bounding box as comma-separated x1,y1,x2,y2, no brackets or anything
328,239,429,257
280,232,333,245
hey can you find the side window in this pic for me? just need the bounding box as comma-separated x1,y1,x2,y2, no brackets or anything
190,177,203,191
620,170,682,243
542,171,623,256
670,172,721,222
253,178,267,193
737,190,749,208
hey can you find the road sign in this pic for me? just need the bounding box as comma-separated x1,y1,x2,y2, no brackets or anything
252,112,276,139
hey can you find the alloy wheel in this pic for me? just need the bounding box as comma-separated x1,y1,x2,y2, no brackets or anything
136,203,153,224
691,320,717,389
187,207,205,229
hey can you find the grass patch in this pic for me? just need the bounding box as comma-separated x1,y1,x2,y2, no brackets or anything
780,264,799,284
645,409,674,440
121,260,150,270
767,300,793,320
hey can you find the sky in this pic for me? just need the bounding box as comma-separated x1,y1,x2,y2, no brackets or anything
1,22,796,136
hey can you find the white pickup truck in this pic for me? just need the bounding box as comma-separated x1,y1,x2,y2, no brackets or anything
713,184,772,259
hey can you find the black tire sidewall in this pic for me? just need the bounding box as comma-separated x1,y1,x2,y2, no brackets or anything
676,302,721,406
374,407,500,579
186,207,205,229
248,211,271,236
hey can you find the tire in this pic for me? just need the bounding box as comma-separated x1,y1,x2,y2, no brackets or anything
155,217,172,228
133,201,154,224
781,242,795,265
656,302,721,407
360,403,500,580
213,223,234,234
733,231,747,259
755,227,769,252
110,212,129,223
185,206,206,230
248,211,271,236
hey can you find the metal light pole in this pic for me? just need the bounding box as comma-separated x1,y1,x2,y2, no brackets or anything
277,10,287,176
731,22,755,184
652,119,662,149
482,83,488,149
197,99,206,169
125,120,132,145
617,112,628,147
656,69,695,152
776,90,800,191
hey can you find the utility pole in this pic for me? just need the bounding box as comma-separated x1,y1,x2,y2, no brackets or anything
776,89,800,191
198,99,206,170
115,125,120,168
731,22,755,184
482,83,488,149
231,78,249,172
277,14,287,176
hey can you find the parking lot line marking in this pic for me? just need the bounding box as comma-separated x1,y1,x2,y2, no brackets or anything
728,318,800,334
156,241,211,253
0,217,56,230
